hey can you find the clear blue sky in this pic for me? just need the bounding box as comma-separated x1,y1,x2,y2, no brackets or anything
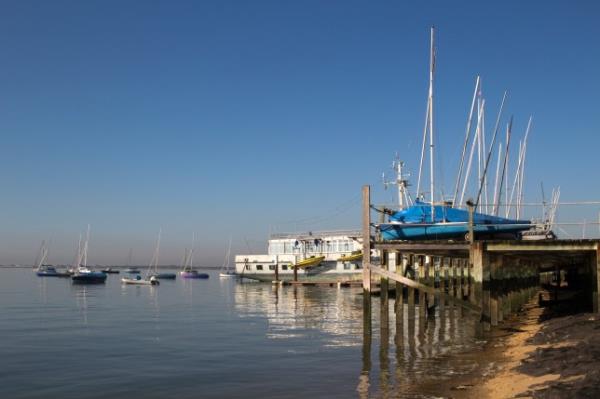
1,1,599,265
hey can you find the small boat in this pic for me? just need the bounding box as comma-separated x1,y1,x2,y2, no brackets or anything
337,251,363,262
34,241,70,277
70,226,107,284
181,270,209,279
122,275,159,285
180,234,209,279
72,268,108,283
293,255,326,268
101,267,120,274
123,230,163,286
219,237,237,278
151,272,177,279
37,265,71,277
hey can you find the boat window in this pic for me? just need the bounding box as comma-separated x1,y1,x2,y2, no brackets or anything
256,265,263,271
282,265,288,270
245,264,251,271
268,265,275,270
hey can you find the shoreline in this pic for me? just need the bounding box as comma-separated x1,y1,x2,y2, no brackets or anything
447,296,600,398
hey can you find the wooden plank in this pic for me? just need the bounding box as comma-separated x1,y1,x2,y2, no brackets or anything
369,264,481,313
374,242,470,252
486,242,598,252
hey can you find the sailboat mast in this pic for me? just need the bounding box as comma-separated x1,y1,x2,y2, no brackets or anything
428,26,435,221
459,99,485,207
495,118,512,215
474,91,507,209
83,224,90,268
452,76,480,207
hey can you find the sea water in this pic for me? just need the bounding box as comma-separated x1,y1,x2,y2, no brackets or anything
0,269,489,398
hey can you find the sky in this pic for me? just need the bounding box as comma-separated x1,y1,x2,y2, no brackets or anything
1,0,599,265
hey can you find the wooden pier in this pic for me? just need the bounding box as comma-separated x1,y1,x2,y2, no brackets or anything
361,185,600,331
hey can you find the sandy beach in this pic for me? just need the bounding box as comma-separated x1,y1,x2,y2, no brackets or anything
449,295,600,399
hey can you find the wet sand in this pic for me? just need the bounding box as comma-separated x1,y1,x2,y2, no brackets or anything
448,296,600,398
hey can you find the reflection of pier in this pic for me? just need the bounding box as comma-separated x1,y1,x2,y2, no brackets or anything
233,283,364,345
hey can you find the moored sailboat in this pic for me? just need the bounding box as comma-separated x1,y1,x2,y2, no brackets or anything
219,237,236,278
71,226,107,284
122,230,162,285
34,240,71,277
180,234,209,279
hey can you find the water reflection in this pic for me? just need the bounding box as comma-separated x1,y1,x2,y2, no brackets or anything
234,282,364,346
233,281,491,398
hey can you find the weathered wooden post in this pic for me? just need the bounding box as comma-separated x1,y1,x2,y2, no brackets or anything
440,257,447,309
362,185,372,292
471,242,490,329
381,250,390,329
418,255,426,319
395,252,404,325
407,255,415,312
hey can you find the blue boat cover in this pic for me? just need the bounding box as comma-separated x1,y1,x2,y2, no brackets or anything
388,200,530,226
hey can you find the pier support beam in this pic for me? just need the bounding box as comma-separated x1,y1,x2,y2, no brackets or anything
471,242,490,329
362,185,372,292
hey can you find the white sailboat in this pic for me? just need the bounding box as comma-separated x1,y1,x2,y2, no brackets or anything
219,237,236,278
122,230,160,286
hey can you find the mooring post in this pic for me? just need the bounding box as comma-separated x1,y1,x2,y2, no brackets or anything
418,255,426,319
439,257,446,309
381,250,389,328
407,255,415,310
395,252,404,325
468,202,475,244
471,242,490,329
362,185,372,292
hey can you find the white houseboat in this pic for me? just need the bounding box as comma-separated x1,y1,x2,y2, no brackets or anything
234,230,364,282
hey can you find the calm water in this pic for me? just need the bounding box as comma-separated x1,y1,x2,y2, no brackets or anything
0,269,492,398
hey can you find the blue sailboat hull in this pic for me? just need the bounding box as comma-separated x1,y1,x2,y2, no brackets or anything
380,222,530,241
72,272,107,283
36,270,71,277
380,202,531,241
151,273,177,279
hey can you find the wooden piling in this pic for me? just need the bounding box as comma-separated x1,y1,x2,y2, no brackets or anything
362,185,372,292
395,252,404,325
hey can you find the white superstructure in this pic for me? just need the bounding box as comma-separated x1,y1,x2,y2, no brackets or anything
235,230,363,281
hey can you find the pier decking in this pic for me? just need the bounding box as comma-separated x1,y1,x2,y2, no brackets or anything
361,185,600,331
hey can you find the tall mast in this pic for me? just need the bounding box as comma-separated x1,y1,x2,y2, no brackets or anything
459,99,485,206
452,76,480,207
474,91,507,210
428,26,435,221
494,118,512,215
150,229,162,274
82,224,90,268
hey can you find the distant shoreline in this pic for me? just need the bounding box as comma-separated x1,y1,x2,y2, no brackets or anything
0,265,222,270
